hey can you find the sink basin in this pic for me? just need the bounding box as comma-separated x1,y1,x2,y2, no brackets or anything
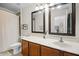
53,41,71,47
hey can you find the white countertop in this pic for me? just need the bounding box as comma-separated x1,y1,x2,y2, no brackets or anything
21,36,79,55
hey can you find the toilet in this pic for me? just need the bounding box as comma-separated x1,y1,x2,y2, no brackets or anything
10,42,21,55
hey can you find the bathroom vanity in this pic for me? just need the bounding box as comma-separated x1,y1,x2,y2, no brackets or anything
21,3,77,56
21,36,79,56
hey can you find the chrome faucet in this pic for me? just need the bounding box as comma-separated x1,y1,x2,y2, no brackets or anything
59,37,64,42
43,32,47,39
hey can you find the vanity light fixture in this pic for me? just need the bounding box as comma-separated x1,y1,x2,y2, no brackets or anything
35,4,39,10
35,3,63,11
35,3,57,11
39,4,44,9
35,3,49,10
35,4,44,10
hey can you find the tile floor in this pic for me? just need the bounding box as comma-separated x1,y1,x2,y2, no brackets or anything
0,50,22,56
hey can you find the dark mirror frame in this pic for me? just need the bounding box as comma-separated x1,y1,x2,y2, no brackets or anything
31,9,45,33
49,3,76,36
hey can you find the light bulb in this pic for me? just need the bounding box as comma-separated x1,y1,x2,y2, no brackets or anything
39,5,43,9
50,3,55,6
44,4,48,8
57,5,62,9
35,6,39,10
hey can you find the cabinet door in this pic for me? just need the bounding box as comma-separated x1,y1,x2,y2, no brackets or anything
64,52,78,56
41,46,60,56
21,40,29,56
29,42,41,56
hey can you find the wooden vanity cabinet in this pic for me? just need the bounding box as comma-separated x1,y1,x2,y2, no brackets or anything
22,40,78,56
40,45,78,56
29,42,41,56
41,46,62,56
21,40,29,56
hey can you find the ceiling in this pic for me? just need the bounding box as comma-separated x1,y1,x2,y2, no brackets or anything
0,3,46,14
0,3,21,14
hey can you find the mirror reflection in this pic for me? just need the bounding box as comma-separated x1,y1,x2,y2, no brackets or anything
32,9,45,33
50,3,73,34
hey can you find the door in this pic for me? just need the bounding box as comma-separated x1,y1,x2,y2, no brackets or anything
22,40,29,56
29,42,41,56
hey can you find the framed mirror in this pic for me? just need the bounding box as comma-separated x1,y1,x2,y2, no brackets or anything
31,9,45,33
49,3,76,36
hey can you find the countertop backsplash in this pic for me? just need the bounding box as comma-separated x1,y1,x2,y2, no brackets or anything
29,33,79,43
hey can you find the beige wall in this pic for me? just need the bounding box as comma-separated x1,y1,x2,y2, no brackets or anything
21,3,79,43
